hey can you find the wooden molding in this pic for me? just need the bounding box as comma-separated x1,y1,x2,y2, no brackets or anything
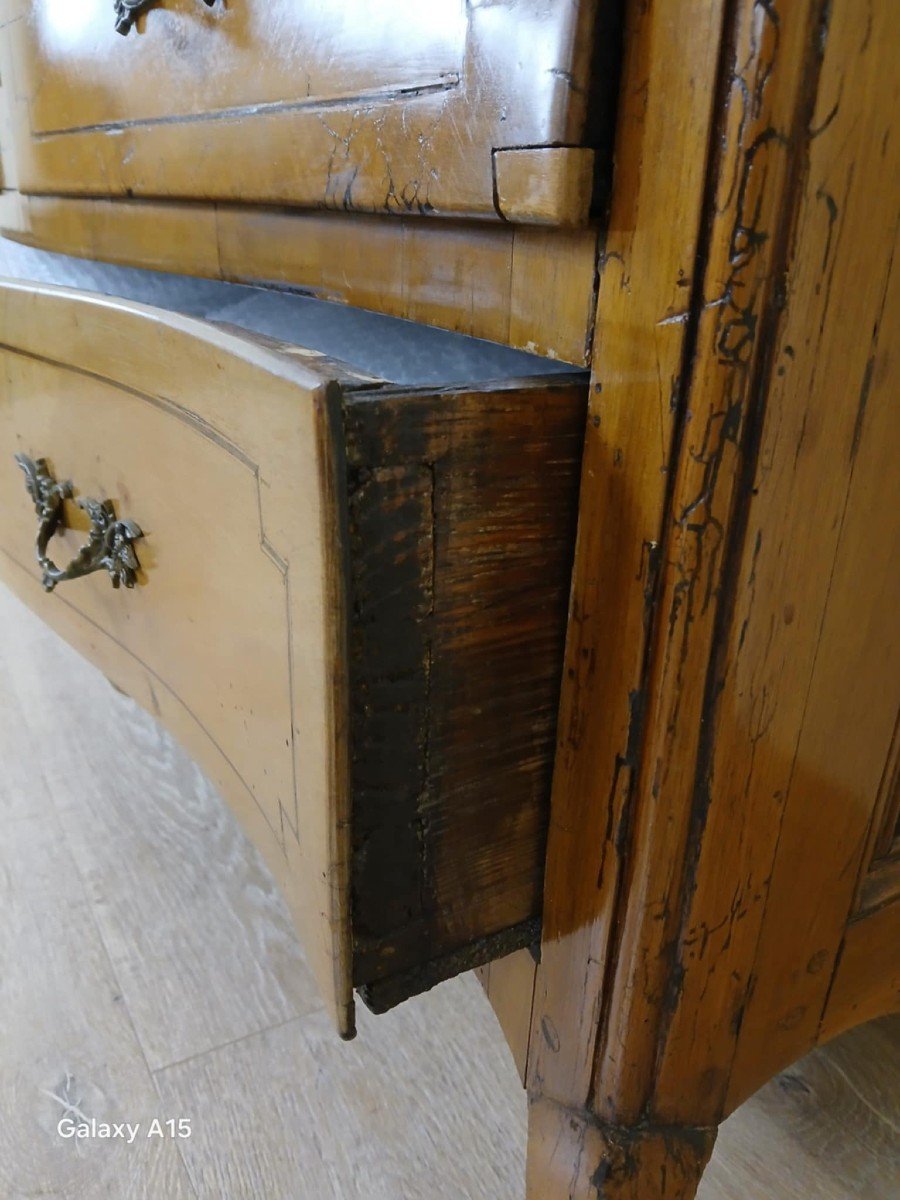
527,0,900,1172
493,147,595,226
527,1098,716,1200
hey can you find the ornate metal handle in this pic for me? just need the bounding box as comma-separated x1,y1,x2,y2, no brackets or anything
115,0,216,36
15,455,144,594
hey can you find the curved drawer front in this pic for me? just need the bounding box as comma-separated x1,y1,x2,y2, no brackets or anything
0,281,353,1034
0,272,590,1029
0,0,598,224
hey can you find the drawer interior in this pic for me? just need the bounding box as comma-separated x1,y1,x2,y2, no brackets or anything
0,238,575,387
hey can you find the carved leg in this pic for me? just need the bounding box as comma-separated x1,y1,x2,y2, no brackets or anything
527,1098,716,1200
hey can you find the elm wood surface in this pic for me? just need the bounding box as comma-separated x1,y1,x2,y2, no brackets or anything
528,0,731,1119
0,4,896,1197
0,0,607,224
519,0,900,1195
861,717,900,877
658,0,900,1117
0,268,588,1028
0,278,357,1036
0,192,601,365
528,1101,716,1200
820,904,900,1047
588,0,899,1124
859,855,900,918
3,580,899,1199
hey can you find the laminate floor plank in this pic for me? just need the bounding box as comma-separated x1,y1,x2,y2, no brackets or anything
155,996,528,1200
0,584,322,1072
0,582,897,1199
700,1017,900,1200
0,725,196,1197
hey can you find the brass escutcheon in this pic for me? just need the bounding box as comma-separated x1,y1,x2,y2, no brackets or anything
114,0,216,36
15,454,144,594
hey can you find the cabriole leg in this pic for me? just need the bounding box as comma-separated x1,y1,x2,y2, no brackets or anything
527,1098,716,1200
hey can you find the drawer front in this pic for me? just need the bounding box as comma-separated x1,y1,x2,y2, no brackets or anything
0,281,354,1034
0,0,597,224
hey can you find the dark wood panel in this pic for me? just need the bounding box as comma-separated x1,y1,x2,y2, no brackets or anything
1,0,610,223
342,379,587,1008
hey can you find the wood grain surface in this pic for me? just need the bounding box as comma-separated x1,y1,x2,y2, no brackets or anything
0,270,594,1021
528,0,730,1115
525,0,899,1191
0,0,603,222
0,280,355,1035
477,950,538,1084
1,582,897,1199
343,380,585,1009
0,192,601,365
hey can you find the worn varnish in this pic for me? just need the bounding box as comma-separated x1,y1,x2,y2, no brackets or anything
528,1100,716,1200
0,0,897,1195
524,0,900,1195
716,0,900,1106
0,0,610,223
528,0,730,1118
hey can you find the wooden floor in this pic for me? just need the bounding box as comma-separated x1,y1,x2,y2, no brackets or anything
0,581,897,1200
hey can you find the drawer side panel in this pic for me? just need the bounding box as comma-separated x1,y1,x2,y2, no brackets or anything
1,0,604,223
344,379,587,1006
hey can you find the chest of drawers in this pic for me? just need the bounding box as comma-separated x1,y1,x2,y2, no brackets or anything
1,3,897,1198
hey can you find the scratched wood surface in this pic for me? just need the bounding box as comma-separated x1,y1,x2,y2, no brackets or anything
527,0,730,1119
578,0,900,1127
2,583,898,1199
527,0,899,1193
717,0,900,1108
587,0,834,1125
0,0,603,223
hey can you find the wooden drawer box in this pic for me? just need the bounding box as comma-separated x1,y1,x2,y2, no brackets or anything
0,0,604,225
0,259,586,1034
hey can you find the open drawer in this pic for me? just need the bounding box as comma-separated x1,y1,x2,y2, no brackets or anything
0,0,604,225
0,248,586,1035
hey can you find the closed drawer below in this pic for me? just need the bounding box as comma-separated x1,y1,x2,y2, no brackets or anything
0,0,606,225
0,264,586,1035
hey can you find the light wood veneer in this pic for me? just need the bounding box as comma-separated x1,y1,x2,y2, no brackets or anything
0,272,588,1037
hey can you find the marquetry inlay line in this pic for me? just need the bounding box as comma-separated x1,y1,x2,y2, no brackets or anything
34,77,461,140
0,340,310,859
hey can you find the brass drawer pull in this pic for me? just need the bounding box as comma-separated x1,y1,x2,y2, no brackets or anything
15,455,143,594
114,0,216,36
